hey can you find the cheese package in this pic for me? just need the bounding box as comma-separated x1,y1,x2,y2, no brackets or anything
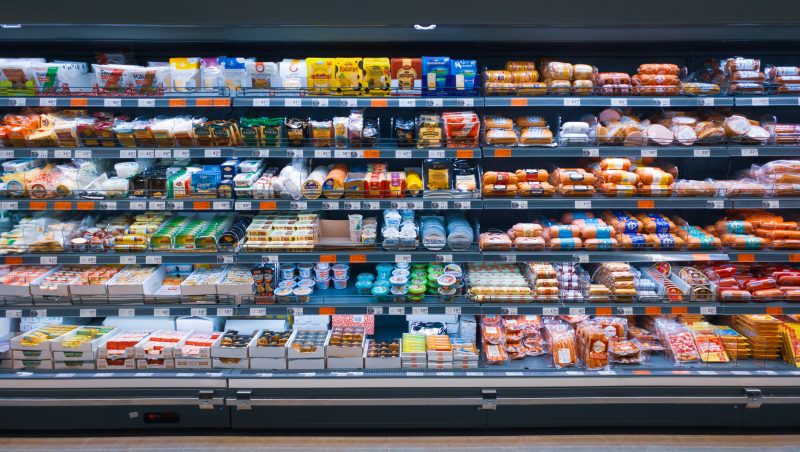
279,59,308,91
333,58,363,96
422,56,449,93
245,61,280,89
169,58,201,92
362,58,391,96
391,58,422,95
306,58,334,94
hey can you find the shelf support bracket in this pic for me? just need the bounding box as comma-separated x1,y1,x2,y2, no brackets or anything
481,389,497,411
745,388,762,409
235,390,253,411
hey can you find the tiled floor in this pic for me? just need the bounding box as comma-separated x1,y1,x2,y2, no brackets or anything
0,433,797,451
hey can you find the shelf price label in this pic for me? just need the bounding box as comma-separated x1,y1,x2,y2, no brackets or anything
54,149,72,159
582,148,599,157
322,201,340,210
436,254,453,263
707,200,724,209
762,200,780,209
456,98,474,107
5,310,22,318
445,307,461,315
569,307,586,315
167,201,184,210
362,201,380,210
79,309,97,318
212,201,231,210
154,308,170,316
427,150,446,159
453,201,471,209
0,201,18,210
149,201,166,210
574,200,592,209
217,254,234,264
412,306,428,315
252,98,270,107
399,99,415,108
503,254,517,262
395,254,411,263
155,149,172,159
425,98,444,107
501,307,518,315
253,148,270,158
564,98,581,107
430,201,448,209
118,308,135,317
610,98,627,107
285,98,302,107
288,307,304,316
289,201,307,210
314,149,331,158
119,256,137,264
217,307,234,316
366,307,384,315
262,255,279,264
751,97,770,106
172,148,190,158
137,149,155,159
0,150,12,159
40,98,57,107
700,98,715,106
311,98,329,107
641,148,658,158
616,307,634,316
510,200,528,209
79,256,97,265
693,149,711,158
137,99,155,107
103,98,122,107
39,256,57,265
340,98,358,107
145,255,162,265
31,149,48,159
700,306,717,315
74,150,92,159
343,201,362,210
8,98,25,107
741,148,759,157
204,148,222,158
395,149,412,159
388,307,405,315
542,307,559,316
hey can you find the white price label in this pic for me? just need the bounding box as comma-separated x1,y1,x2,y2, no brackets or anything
406,372,423,376
262,255,279,264
217,254,234,264
135,372,154,377
138,98,155,107
311,98,329,107
564,98,581,107
212,201,231,210
503,255,517,262
129,201,146,210
79,256,97,265
32,149,48,158
5,310,22,318
388,307,405,315
406,201,423,210
8,98,25,106
173,149,190,158
93,373,113,378
700,306,717,315
343,201,362,210
453,201,471,209
0,202,17,210
55,373,76,378
445,307,462,315
285,98,302,107
154,308,170,316
693,149,711,158
741,148,759,157
253,148,270,158
395,150,412,159
505,372,524,377
54,150,71,158
707,200,724,209
322,201,340,210
700,98,715,106
119,149,136,159
611,98,627,106
582,148,599,157
39,98,57,107
501,307,518,315
204,148,221,158
363,201,380,210
435,372,455,376
314,149,332,158
287,148,304,158
457,98,474,107
412,307,428,315
367,307,384,315
436,254,453,263
217,307,234,316
235,201,252,211
252,98,270,107
137,149,155,159
191,308,207,316
39,256,57,265
542,307,559,316
340,98,357,107
428,150,446,158
569,307,586,315
574,200,592,209
395,254,411,263
510,200,528,209
641,148,658,158
616,307,633,316
104,98,121,107
175,373,196,377
657,98,671,107
74,150,92,159
145,255,162,265
431,201,448,209
426,98,444,107
32,309,47,317
333,149,356,159
290,201,308,210
155,149,172,159
0,150,12,158
149,201,166,210
751,97,769,106
167,201,184,210
119,256,137,264
574,254,589,263
288,307,304,316
80,309,97,318
762,200,780,209
399,99,415,108
118,308,136,316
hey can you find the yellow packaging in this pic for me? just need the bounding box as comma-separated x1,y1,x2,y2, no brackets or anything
333,58,363,96
363,57,391,96
306,58,334,94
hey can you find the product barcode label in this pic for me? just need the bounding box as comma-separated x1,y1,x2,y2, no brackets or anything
79,256,97,265
54,150,71,158
80,309,97,318
153,308,170,316
173,149,190,158
137,149,155,159
641,148,658,158
542,307,559,316
575,200,592,209
145,255,162,265
118,308,135,316
412,307,428,315
388,307,405,315
119,256,137,264
395,254,411,263
252,98,270,107
314,149,331,158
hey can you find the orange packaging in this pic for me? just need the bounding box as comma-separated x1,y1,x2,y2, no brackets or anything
391,58,422,95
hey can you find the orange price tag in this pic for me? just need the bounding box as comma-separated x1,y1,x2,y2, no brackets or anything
510,98,529,106
69,98,88,107
671,370,690,375
691,254,710,261
318,307,336,315
766,306,783,315
349,254,367,263
194,201,211,210
4,257,22,265
29,201,46,210
54,201,71,210
370,99,388,107
169,99,187,108
790,254,800,262
671,306,688,314
259,201,277,210
456,149,474,159
595,307,612,316
213,98,231,107
645,306,661,315
76,201,95,210
196,98,213,107
637,200,655,209
632,370,652,375
737,254,755,263
494,148,512,158
320,255,337,263
363,150,380,159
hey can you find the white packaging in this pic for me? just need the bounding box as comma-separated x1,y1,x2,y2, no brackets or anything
212,357,249,369
136,358,175,369
175,316,224,334
250,357,287,370
53,361,95,370
287,358,325,370
326,356,363,369
169,57,201,92
175,358,212,369
246,61,280,89
96,357,135,369
92,64,134,92
459,315,477,341
13,359,53,370
279,59,308,90
211,330,259,359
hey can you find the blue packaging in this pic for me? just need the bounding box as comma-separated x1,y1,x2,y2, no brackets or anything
448,59,477,91
422,56,450,93
192,167,221,196
220,159,239,180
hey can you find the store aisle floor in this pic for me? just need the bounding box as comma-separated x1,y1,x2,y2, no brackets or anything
0,433,798,451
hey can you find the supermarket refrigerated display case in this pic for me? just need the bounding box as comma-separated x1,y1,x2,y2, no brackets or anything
1,2,800,431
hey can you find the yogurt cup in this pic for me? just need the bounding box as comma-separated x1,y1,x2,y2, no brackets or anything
314,267,331,279
355,279,373,295
438,286,456,303
356,272,375,282
395,262,411,270
293,287,312,303
297,278,315,288
374,279,391,289
275,287,293,303
332,264,350,279
297,263,314,278
391,268,410,278
390,285,408,303
278,280,296,289
408,284,426,302
333,278,349,290
371,285,389,302
437,274,457,288
315,277,331,290
279,264,296,279
315,262,331,270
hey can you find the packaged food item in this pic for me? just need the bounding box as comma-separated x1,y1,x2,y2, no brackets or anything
333,57,363,95
279,59,308,91
307,58,335,94
391,58,422,95
362,57,391,96
245,61,280,89
169,58,201,92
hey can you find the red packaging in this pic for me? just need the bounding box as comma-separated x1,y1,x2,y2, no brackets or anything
391,58,422,95
332,314,375,335
745,277,777,291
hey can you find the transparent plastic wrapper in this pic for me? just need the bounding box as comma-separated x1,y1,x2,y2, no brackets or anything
751,160,800,184
675,179,717,197
656,319,701,363
546,324,577,368
609,338,645,364
92,64,134,93
576,322,609,370
483,342,508,365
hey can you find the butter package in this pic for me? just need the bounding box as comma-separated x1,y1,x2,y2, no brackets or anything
449,60,477,91
307,58,334,94
343,167,367,198
422,57,450,93
169,58,201,92
362,58,391,96
279,59,307,91
218,57,250,92
391,58,422,95
334,58,363,96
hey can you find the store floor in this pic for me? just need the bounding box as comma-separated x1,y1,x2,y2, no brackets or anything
0,431,798,451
